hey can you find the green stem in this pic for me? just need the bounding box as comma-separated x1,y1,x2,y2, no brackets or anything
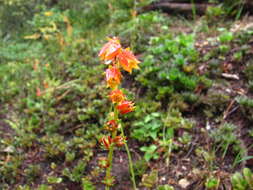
120,123,137,190
105,106,118,190
130,0,137,50
166,139,173,167
105,130,117,190
222,142,229,159
191,0,196,21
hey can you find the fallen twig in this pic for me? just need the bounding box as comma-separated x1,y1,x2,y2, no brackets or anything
143,2,215,15
223,99,235,119
221,73,240,80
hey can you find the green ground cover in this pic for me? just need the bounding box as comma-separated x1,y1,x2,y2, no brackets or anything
0,0,253,189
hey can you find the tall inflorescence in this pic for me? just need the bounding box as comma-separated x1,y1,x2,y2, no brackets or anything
98,37,140,189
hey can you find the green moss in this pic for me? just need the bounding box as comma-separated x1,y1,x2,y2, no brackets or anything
236,95,253,120
133,159,148,178
202,87,230,117
210,122,245,160
245,60,253,81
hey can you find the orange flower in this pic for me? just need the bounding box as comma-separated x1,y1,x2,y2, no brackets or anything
98,37,122,63
116,100,135,114
36,88,42,97
118,48,140,73
43,81,49,89
105,66,122,89
113,136,126,147
33,59,39,71
99,136,112,150
104,120,118,132
109,89,125,103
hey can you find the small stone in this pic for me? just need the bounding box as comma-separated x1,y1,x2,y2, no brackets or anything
182,166,187,170
206,121,211,130
192,168,201,175
3,146,14,153
179,178,190,189
176,171,183,178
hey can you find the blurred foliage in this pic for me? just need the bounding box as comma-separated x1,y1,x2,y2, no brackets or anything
236,95,253,121
210,123,245,161
231,168,253,190
136,32,207,101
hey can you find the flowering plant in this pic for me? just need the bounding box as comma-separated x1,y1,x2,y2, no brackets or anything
98,37,140,189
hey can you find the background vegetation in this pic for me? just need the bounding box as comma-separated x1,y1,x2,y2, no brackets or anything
0,0,253,189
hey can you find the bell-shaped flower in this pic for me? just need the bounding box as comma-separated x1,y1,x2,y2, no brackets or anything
109,89,125,103
104,120,118,132
102,175,115,187
98,157,110,169
98,37,121,63
99,136,112,150
113,136,126,147
116,100,135,114
105,65,122,89
118,48,140,73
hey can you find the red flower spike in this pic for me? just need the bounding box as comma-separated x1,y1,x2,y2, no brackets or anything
113,136,126,147
99,136,112,150
104,120,118,132
105,65,122,89
118,48,140,73
98,37,121,63
109,89,125,103
116,100,135,114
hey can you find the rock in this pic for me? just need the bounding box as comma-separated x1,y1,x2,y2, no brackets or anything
178,178,190,189
3,146,14,153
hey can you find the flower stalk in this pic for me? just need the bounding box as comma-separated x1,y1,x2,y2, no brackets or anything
98,37,139,190
119,122,137,189
105,108,118,190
